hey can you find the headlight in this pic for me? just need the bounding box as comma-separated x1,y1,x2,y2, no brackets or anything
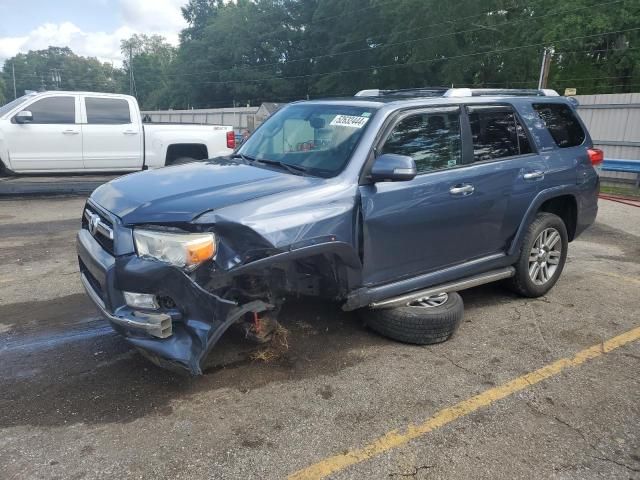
133,229,216,269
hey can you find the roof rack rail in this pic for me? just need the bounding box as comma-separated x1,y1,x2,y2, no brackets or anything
355,87,559,98
444,88,559,97
354,87,449,98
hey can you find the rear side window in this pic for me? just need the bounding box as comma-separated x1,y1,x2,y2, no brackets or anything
533,103,585,148
381,108,462,173
85,97,131,124
23,96,75,124
468,106,533,162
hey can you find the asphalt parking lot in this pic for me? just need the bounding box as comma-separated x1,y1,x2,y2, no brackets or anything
0,174,119,196
0,195,638,480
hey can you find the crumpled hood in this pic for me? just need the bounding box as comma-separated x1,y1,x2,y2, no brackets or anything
91,159,321,224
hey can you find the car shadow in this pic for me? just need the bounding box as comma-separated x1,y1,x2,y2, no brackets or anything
0,282,520,429
0,297,385,428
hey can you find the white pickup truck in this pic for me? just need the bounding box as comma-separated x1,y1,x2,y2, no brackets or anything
0,91,235,173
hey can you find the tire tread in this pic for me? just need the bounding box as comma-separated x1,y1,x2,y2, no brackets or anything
362,292,464,345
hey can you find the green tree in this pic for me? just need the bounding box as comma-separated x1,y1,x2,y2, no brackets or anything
0,76,6,105
121,34,177,109
1,47,124,97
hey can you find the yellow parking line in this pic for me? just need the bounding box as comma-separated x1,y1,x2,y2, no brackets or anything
288,326,640,480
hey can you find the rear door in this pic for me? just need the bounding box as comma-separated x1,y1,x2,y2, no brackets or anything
359,103,543,287
81,96,143,170
4,95,82,171
465,104,546,246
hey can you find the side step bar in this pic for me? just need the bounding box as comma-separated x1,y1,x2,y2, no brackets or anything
370,267,515,309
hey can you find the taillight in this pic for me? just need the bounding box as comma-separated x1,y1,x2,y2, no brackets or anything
226,130,235,149
588,148,604,166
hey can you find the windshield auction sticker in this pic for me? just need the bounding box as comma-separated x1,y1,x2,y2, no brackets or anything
330,115,369,128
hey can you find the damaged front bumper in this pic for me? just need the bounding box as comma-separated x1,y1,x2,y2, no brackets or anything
76,225,270,375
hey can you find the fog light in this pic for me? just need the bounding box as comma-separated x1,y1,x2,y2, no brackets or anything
123,291,159,310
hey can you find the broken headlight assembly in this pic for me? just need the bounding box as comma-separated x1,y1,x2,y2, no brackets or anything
133,229,216,270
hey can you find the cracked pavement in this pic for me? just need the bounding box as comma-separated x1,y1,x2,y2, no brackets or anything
0,196,639,479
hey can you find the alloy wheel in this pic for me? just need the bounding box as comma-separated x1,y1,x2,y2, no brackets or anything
528,227,562,285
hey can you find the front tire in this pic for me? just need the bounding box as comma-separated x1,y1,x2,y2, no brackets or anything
507,212,568,298
360,292,464,345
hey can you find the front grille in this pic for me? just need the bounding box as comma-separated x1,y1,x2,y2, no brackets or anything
79,257,105,303
82,204,115,254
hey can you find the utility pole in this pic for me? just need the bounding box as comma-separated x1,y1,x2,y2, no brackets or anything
50,69,62,89
129,44,134,96
538,47,554,89
12,62,17,99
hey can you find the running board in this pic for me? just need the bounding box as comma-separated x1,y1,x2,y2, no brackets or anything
370,267,515,309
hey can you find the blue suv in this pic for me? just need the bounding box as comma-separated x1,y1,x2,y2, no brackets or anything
77,88,600,374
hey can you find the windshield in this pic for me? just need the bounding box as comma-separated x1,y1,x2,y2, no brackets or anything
239,103,377,177
0,95,33,117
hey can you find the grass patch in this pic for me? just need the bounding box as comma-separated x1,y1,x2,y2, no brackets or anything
600,184,640,198
250,323,290,363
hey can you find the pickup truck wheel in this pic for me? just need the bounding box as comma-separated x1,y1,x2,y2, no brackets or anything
361,292,464,345
507,212,568,298
168,157,196,166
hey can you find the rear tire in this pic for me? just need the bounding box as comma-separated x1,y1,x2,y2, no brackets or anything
507,212,568,298
360,292,464,345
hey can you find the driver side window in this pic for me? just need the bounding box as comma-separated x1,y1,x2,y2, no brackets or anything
23,96,76,124
382,109,462,174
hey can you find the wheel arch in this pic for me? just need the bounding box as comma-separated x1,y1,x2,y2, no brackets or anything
538,195,577,241
508,187,579,256
165,143,209,165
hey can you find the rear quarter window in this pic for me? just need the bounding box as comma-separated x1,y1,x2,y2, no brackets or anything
533,103,585,148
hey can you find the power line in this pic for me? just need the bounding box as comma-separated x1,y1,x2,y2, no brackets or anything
121,0,625,79
14,0,621,82
185,27,640,86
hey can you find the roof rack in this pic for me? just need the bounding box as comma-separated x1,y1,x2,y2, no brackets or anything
354,87,449,98
354,87,559,98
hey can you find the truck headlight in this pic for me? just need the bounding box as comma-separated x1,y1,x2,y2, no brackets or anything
133,229,216,269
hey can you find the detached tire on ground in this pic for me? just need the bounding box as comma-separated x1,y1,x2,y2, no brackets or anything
361,292,464,345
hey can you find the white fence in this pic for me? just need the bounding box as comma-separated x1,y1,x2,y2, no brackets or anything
575,93,640,183
141,107,259,131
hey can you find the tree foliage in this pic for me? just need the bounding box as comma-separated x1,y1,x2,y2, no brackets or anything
0,47,123,100
1,0,639,108
120,34,177,109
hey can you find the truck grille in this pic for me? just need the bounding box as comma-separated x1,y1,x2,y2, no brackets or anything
82,204,115,254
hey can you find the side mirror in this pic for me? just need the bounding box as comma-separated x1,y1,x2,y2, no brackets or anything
15,110,33,124
370,153,417,182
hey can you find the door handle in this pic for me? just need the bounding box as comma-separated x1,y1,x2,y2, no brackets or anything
62,129,79,135
449,184,475,196
523,170,545,180
123,130,138,135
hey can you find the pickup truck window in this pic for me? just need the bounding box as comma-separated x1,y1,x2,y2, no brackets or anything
469,106,533,162
239,104,376,177
381,109,462,173
85,97,131,124
23,96,75,124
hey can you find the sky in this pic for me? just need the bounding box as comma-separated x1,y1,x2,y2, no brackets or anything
0,0,188,65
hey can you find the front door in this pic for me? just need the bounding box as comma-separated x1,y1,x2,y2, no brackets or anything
359,104,542,287
81,96,143,170
5,95,82,172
